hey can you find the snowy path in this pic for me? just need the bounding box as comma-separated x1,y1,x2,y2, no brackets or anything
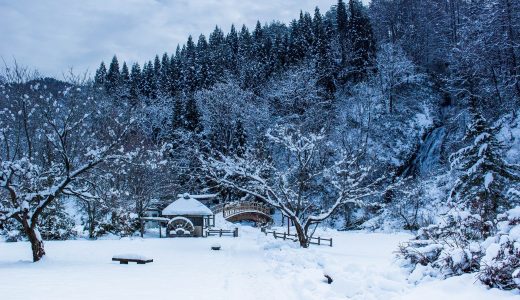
0,228,516,300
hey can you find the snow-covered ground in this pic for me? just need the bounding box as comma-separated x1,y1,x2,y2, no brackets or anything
0,225,517,300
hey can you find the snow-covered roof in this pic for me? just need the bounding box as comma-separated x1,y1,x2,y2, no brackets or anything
177,193,218,199
162,193,213,216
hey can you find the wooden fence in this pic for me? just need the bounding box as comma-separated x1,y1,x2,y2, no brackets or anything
262,229,333,247
206,228,239,237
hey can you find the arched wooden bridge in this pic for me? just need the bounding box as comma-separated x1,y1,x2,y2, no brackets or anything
212,202,273,224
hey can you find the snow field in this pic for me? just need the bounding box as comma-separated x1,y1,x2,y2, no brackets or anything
0,226,517,300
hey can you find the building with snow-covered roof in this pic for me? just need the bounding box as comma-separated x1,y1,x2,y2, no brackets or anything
159,193,214,237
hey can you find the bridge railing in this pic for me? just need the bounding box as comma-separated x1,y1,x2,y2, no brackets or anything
211,203,226,214
222,202,271,218
211,202,272,219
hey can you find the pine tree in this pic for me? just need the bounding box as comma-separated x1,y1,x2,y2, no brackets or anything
153,55,161,95
345,0,376,80
106,55,121,94
196,34,210,88
253,21,264,47
270,34,287,73
313,7,336,99
121,62,130,82
300,12,314,48
288,15,308,63
449,104,520,227
160,53,171,96
142,61,157,99
183,35,198,93
153,55,161,78
184,96,202,133
129,62,142,104
209,26,226,82
238,25,252,56
336,0,348,64
94,62,107,89
120,62,131,101
172,96,184,130
169,49,182,97
238,25,255,88
39,202,76,241
226,24,239,72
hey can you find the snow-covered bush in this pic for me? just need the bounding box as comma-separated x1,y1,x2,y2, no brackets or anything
400,206,520,289
478,207,520,290
0,219,24,242
399,208,483,278
38,202,76,241
80,210,139,238
362,176,443,232
85,217,112,238
400,107,520,287
110,210,140,237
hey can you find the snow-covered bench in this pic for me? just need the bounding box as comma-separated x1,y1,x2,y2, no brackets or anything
112,254,153,264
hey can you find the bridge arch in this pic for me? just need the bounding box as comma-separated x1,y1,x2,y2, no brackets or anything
213,202,273,225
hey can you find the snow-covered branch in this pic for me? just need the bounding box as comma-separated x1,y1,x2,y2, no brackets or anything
202,125,387,247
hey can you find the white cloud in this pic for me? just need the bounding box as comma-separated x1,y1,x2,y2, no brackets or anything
0,0,342,77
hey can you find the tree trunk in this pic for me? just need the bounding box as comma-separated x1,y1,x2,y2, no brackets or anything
88,214,95,239
292,218,309,248
87,203,95,239
24,224,45,262
140,217,144,238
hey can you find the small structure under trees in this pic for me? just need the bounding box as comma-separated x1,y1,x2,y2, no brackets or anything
144,193,214,237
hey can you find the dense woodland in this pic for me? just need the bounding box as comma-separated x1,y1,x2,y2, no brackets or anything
1,0,519,290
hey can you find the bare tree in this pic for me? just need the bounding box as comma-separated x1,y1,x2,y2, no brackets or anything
0,80,132,261
376,43,423,114
203,125,387,247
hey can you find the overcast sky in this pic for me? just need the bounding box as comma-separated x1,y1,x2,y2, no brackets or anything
0,0,353,78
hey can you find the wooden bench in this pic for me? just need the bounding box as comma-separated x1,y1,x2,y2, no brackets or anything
112,256,153,264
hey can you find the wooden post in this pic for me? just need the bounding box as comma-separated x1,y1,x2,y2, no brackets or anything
330,238,333,247
159,222,162,238
220,229,222,237
283,232,286,240
318,236,321,245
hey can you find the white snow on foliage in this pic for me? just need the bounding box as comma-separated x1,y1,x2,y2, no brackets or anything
484,172,494,189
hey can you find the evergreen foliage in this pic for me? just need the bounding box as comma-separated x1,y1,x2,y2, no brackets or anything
39,202,76,241
449,105,520,226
